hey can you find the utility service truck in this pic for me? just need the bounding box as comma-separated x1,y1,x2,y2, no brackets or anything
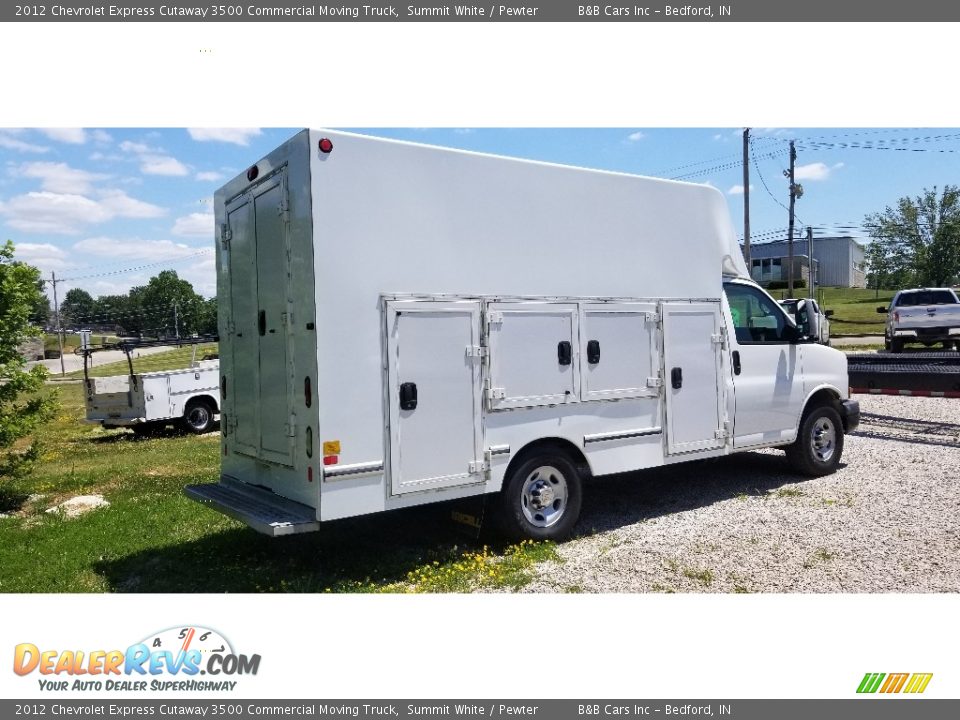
84,340,220,435
186,130,859,540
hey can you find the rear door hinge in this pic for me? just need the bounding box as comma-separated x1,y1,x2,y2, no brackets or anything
220,224,232,248
711,331,726,348
714,421,732,440
646,376,663,388
468,460,489,475
466,345,488,359
285,417,296,437
485,387,506,403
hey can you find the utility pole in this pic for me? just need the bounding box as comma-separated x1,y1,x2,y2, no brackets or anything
742,128,751,271
786,140,797,296
807,226,815,299
173,300,180,341
50,271,65,376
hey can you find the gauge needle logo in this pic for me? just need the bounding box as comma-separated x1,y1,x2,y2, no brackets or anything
177,628,196,666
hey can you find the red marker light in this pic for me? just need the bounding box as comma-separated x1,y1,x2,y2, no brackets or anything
323,455,338,466
246,165,259,181
308,466,314,483
318,138,334,154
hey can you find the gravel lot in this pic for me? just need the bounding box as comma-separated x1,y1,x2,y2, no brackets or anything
524,395,960,593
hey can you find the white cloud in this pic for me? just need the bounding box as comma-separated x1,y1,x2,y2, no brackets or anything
195,171,225,182
172,212,214,237
91,130,113,144
118,140,190,176
96,189,166,218
139,154,190,176
0,189,165,235
188,128,262,146
0,192,112,234
119,140,153,154
74,236,199,261
794,162,836,181
13,242,71,270
0,132,50,153
39,128,87,144
20,161,108,194
453,128,474,135
727,184,754,196
626,131,646,142
832,162,845,170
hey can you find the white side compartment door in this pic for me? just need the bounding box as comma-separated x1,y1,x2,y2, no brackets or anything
662,302,726,455
581,303,659,401
487,302,579,410
386,301,484,496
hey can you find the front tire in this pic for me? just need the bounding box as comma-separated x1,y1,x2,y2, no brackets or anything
497,448,583,541
785,404,845,477
182,399,215,434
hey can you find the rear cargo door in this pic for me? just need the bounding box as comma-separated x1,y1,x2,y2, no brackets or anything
661,302,726,454
385,301,484,495
224,169,295,468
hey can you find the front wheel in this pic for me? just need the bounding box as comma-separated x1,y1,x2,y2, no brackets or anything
785,404,845,477
497,449,583,541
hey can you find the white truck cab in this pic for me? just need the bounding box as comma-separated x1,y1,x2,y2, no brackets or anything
186,130,858,540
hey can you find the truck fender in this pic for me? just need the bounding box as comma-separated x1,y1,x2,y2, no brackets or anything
793,384,844,437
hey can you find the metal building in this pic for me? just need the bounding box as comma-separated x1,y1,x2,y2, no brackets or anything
744,236,866,288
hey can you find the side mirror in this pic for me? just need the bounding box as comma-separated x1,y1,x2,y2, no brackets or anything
876,306,888,314
824,309,834,318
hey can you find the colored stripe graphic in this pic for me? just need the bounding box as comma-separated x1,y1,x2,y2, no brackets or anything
857,672,933,694
880,673,909,693
857,673,885,693
904,673,934,694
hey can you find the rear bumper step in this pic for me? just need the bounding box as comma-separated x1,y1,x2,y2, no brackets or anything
185,477,319,537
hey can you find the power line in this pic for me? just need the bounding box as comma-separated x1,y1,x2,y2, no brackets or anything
59,250,212,282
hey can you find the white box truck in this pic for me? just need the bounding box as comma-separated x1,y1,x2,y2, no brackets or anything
186,130,859,539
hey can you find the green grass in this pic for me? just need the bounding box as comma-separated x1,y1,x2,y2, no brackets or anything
767,287,893,336
44,333,120,353
0,384,555,593
66,343,219,379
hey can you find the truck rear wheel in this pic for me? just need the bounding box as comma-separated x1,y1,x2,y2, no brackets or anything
785,404,845,477
497,448,583,541
182,399,215,434
890,338,904,353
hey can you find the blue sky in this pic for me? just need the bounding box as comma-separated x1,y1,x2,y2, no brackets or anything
2,127,958,299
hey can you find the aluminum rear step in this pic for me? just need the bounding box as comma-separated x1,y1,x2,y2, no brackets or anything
185,477,319,537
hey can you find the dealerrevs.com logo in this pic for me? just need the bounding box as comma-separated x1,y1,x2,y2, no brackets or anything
13,626,261,692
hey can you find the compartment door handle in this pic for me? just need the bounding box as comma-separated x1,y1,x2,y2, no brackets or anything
399,382,418,411
671,367,683,389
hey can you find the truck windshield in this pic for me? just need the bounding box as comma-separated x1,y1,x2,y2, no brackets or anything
895,291,958,306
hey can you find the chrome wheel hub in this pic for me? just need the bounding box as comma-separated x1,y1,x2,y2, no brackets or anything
811,417,836,462
521,465,568,528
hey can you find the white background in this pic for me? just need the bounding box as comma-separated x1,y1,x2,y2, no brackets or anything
1,20,957,700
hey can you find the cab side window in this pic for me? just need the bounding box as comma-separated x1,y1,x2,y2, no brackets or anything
724,283,791,344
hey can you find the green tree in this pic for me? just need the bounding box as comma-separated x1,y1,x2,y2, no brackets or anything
30,280,51,327
196,297,219,336
60,288,96,328
865,186,960,287
137,270,204,337
0,241,58,484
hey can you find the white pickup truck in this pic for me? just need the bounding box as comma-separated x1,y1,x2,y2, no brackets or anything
879,288,960,352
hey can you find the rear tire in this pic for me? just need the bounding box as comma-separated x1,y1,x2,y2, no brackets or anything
182,399,215,434
497,448,583,542
785,404,845,477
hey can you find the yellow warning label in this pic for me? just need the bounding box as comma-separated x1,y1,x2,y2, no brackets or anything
323,440,341,455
